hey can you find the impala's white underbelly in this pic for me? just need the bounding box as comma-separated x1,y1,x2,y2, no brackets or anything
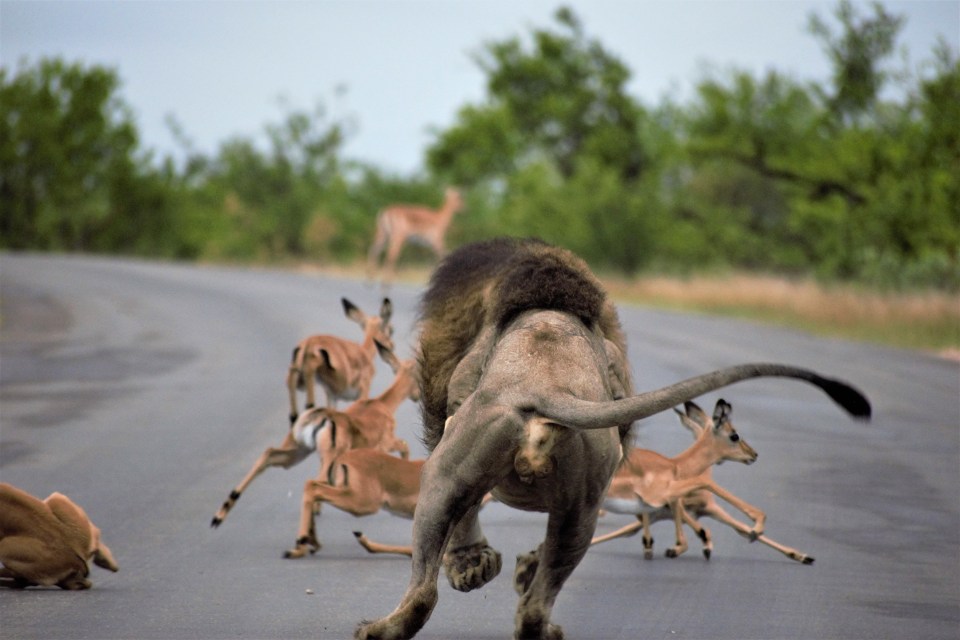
294,417,331,450
602,497,658,516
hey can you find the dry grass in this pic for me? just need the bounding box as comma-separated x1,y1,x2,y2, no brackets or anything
604,273,960,358
300,260,959,358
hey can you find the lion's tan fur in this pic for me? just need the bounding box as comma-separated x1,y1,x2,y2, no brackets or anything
355,237,870,640
417,237,633,451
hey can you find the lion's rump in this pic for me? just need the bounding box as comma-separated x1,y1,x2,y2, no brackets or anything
416,237,630,451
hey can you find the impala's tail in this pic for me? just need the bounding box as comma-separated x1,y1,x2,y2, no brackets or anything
531,363,870,430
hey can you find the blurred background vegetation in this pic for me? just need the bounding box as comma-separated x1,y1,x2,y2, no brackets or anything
1,2,958,297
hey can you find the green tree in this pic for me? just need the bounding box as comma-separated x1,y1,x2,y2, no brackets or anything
188,100,350,260
807,0,905,125
679,0,958,287
0,58,150,250
426,6,655,273
428,6,646,185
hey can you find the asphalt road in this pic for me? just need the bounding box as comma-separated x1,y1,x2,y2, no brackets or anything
1,252,958,640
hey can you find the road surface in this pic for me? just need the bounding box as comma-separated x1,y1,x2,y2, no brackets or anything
1,253,957,639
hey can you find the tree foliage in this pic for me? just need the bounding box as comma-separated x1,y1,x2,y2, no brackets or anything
427,7,653,272
1,3,956,289
429,7,646,185
807,0,904,124
0,59,165,252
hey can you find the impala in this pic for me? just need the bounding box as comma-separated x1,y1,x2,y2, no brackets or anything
0,483,119,590
289,449,425,559
592,400,814,564
366,188,463,284
211,341,417,541
287,297,393,423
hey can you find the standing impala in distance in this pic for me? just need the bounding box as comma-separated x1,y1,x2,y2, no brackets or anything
592,400,814,564
211,341,417,541
286,297,393,423
366,188,463,285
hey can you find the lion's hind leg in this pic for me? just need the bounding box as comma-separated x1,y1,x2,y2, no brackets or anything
513,544,540,595
355,408,515,639
436,410,516,593
514,504,601,640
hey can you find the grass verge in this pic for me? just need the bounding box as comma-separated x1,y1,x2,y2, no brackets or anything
603,273,960,358
302,261,960,359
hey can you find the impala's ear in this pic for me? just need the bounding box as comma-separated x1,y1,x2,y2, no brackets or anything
380,298,393,324
375,339,400,371
712,399,732,428
683,401,709,428
343,298,365,325
676,405,706,436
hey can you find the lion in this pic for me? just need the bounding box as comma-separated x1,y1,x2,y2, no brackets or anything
355,237,870,640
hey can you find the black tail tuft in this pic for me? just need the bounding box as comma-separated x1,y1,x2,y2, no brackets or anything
814,375,872,420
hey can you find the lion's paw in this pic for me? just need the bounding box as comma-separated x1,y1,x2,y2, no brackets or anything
514,620,564,640
443,543,502,592
513,548,540,595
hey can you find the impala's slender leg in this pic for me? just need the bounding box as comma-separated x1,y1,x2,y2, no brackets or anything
286,355,301,424
284,477,325,558
383,235,405,283
211,435,309,528
354,532,414,557
367,220,389,278
641,512,655,559
679,505,713,559
664,499,690,559
709,484,766,540
590,517,643,545
700,495,811,563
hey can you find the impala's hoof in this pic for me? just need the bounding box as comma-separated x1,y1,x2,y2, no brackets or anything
283,536,320,559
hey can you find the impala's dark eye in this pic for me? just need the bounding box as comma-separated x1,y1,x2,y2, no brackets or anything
730,433,740,442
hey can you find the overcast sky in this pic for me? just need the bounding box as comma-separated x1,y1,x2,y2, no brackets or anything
3,0,958,175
